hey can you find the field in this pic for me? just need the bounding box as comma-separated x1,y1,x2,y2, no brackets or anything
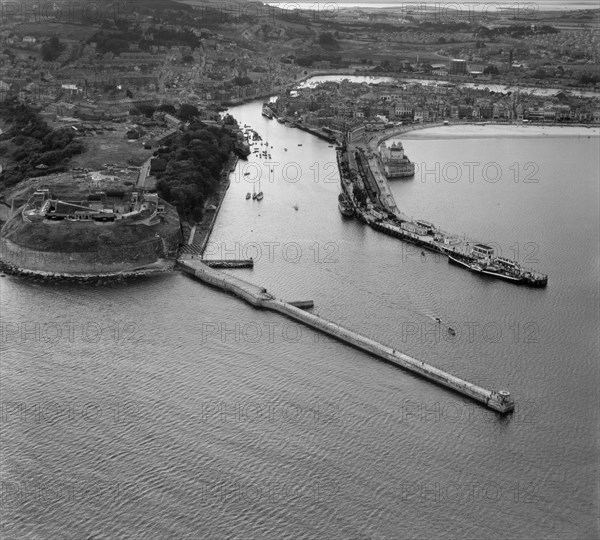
66,126,155,170
10,23,98,41
5,170,139,204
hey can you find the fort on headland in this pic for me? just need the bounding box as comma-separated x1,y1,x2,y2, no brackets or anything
0,179,181,279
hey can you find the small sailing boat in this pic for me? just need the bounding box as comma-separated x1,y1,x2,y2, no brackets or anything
256,177,263,201
293,204,298,211
246,192,251,200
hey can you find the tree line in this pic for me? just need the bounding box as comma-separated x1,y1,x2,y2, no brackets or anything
0,99,84,189
154,121,236,221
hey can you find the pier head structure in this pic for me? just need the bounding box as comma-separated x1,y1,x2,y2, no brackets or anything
179,259,515,414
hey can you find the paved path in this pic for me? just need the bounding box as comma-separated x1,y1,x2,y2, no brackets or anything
137,157,152,188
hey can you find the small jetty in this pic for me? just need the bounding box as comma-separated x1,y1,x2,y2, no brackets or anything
178,259,514,414
204,259,254,269
288,300,314,310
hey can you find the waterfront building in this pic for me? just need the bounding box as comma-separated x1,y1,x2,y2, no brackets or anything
379,142,415,178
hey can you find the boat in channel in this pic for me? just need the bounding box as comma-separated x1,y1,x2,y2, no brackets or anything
338,192,354,218
261,103,275,119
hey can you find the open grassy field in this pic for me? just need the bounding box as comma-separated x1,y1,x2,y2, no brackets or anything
5,170,138,203
10,22,98,41
67,127,154,170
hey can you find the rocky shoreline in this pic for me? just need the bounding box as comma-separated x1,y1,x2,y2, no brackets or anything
0,258,175,284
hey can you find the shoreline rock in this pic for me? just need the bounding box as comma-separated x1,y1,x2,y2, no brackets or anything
0,258,175,284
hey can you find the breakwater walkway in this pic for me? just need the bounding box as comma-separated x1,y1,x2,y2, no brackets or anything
178,258,515,414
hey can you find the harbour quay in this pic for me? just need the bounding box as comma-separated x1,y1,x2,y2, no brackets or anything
338,126,548,288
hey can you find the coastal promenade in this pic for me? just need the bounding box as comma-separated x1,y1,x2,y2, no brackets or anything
178,258,515,414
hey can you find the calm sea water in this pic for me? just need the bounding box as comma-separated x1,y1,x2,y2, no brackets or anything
1,98,598,538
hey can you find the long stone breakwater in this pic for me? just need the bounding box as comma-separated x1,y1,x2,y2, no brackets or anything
178,259,515,414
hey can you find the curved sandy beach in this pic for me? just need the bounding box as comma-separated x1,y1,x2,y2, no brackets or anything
402,123,600,139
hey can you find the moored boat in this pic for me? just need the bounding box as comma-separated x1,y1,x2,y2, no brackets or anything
261,104,274,119
448,252,547,287
338,193,354,217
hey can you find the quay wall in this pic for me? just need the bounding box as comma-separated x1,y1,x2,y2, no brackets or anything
196,154,238,256
264,299,508,412
293,123,336,142
178,260,266,308
179,260,514,414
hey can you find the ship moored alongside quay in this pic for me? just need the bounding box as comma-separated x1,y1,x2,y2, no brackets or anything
338,193,354,217
335,140,548,288
261,103,275,119
448,252,548,287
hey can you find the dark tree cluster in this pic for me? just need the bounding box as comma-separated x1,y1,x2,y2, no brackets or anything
318,33,339,49
0,99,84,188
41,36,64,62
579,72,600,85
130,103,199,121
154,122,236,220
233,76,253,87
89,21,202,56
89,30,135,56
420,21,471,32
141,28,200,49
295,54,344,67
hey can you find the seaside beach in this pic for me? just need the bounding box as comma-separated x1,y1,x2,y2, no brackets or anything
402,124,600,139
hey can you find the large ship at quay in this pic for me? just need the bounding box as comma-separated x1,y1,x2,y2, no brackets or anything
335,144,548,288
448,249,548,287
